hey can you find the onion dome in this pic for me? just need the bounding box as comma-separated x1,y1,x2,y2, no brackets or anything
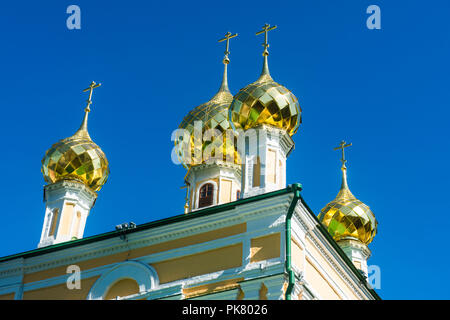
41,82,110,192
318,145,377,245
229,24,301,136
176,33,240,168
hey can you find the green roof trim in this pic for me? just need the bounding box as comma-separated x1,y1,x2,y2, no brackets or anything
0,183,380,300
284,183,302,300
0,184,297,263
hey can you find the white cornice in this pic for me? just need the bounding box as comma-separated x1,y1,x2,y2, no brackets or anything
188,161,241,174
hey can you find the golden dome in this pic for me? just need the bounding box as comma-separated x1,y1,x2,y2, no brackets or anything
177,88,240,168
41,102,109,192
176,40,240,168
229,61,301,135
318,165,377,245
229,25,301,136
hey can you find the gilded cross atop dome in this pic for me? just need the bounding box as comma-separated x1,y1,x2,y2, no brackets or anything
256,24,277,80
334,140,352,167
41,81,110,192
218,32,237,64
177,32,240,168
229,24,301,136
213,32,238,101
333,140,356,201
72,81,102,141
256,24,277,56
318,141,377,245
83,81,101,112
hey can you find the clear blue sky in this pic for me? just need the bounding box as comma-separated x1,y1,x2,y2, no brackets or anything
0,0,449,299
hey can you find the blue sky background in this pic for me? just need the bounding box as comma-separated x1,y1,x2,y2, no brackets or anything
0,0,449,299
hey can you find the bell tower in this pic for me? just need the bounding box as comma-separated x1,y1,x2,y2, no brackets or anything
175,32,241,213
228,24,301,198
39,81,109,248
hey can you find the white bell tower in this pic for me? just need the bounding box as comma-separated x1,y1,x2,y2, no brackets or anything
38,180,97,248
240,125,294,198
38,81,108,248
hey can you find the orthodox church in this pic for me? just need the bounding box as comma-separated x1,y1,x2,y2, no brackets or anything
0,25,379,300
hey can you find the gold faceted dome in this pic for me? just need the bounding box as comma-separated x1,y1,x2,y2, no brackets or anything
176,64,240,168
41,110,109,192
318,166,377,245
229,58,301,136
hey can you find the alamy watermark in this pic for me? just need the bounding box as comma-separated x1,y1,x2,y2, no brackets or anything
66,264,81,290
171,123,286,167
66,5,81,30
367,264,381,289
366,5,381,30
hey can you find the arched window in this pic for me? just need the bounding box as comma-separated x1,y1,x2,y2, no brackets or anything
87,261,159,300
105,278,140,300
198,183,214,208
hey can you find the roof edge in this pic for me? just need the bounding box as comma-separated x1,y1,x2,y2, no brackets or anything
297,195,381,300
0,184,301,263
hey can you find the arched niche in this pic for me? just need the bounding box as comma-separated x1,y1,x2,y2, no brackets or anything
87,260,159,300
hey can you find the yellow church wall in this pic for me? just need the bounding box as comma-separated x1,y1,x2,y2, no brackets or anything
250,232,281,263
305,257,341,300
23,223,246,284
152,243,243,284
22,276,99,300
291,238,304,271
182,277,244,299
21,243,243,299
305,237,359,299
259,283,268,300
0,293,15,300
104,278,140,300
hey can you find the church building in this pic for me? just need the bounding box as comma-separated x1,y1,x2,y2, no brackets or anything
0,25,379,300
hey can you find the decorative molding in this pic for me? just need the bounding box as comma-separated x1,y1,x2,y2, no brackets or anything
44,180,97,203
87,260,158,300
189,161,241,175
305,232,366,300
0,194,293,283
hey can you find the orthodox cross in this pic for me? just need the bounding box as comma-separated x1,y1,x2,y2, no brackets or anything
82,81,101,112
218,32,238,62
256,23,277,55
334,140,352,166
